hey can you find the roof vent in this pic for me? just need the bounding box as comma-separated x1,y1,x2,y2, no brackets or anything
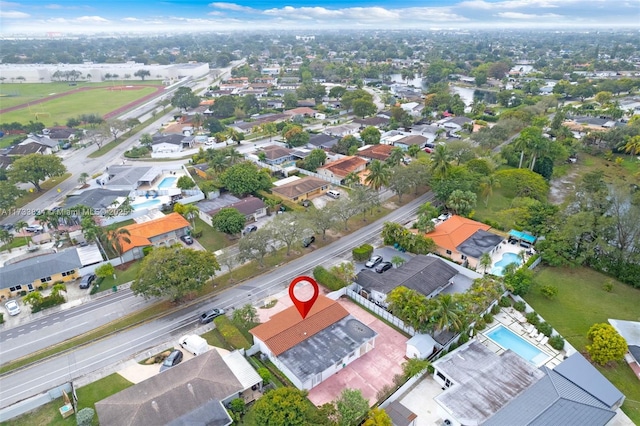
151,401,159,412
187,383,195,396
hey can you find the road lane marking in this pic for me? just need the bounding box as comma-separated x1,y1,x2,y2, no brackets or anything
1,322,89,355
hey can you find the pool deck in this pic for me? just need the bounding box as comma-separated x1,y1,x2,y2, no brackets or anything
488,240,536,274
478,308,565,369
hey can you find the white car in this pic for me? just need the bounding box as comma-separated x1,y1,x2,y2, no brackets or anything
5,300,21,316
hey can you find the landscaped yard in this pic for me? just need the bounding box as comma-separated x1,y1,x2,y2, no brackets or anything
525,266,640,424
94,260,143,292
193,216,236,252
5,373,133,426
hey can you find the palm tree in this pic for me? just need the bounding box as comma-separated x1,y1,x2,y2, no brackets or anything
430,144,451,178
517,249,527,265
623,135,640,157
180,204,200,232
225,148,244,165
343,171,361,188
407,144,421,158
429,294,464,332
106,226,131,264
208,155,229,173
78,172,90,186
512,134,528,169
0,229,14,251
528,137,549,171
364,160,390,190
191,113,203,132
14,220,28,245
480,175,500,207
479,252,492,274
386,147,405,167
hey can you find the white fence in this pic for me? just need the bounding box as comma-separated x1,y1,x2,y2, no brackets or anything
296,168,342,186
345,288,417,336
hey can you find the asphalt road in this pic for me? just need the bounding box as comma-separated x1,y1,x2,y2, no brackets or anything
0,191,434,409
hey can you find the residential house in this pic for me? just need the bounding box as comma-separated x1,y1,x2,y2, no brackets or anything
45,126,77,147
7,133,61,155
435,116,473,136
424,215,503,269
356,144,393,162
0,249,82,299
410,124,439,145
317,156,367,183
64,188,132,212
608,319,640,379
261,65,281,76
117,213,191,262
250,295,377,390
258,145,294,165
393,135,429,151
95,349,262,426
0,155,12,170
99,166,161,191
400,102,425,118
308,133,339,150
297,99,316,108
266,99,284,109
151,134,194,154
353,116,390,129
191,163,210,179
271,176,329,202
284,107,317,118
197,195,267,226
324,123,361,138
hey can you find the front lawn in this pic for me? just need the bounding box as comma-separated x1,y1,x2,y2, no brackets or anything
95,261,143,292
193,216,235,252
525,266,640,423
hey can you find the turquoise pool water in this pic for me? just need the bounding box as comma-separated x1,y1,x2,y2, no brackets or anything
490,252,522,276
485,324,550,366
509,229,536,243
132,199,162,210
158,177,177,189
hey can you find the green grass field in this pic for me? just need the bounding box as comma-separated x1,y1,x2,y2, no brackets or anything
525,266,640,423
0,81,161,126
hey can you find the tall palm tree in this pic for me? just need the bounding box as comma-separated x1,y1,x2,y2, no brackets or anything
528,137,549,171
512,134,528,169
225,148,244,165
364,160,390,190
429,294,464,333
430,144,451,178
191,113,203,132
106,226,131,264
623,135,640,157
386,147,405,167
480,175,500,207
343,171,361,188
180,204,200,232
479,252,492,274
14,220,29,245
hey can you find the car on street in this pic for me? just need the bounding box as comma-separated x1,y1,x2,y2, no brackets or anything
199,308,225,324
79,273,96,289
0,223,14,231
25,224,44,233
159,349,183,372
180,235,194,245
5,300,21,316
243,224,258,234
365,255,383,268
302,236,315,247
375,261,393,273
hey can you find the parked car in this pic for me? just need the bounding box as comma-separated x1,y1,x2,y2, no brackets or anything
243,224,258,234
327,190,341,199
79,273,96,289
365,255,383,268
159,349,183,372
199,308,225,324
375,261,393,273
302,236,315,247
25,224,44,233
180,235,194,245
5,300,21,316
0,223,14,231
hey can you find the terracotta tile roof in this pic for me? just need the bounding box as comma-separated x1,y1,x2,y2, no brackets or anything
317,156,367,179
357,144,393,161
284,107,316,116
119,212,190,253
250,295,349,356
425,215,491,253
271,176,328,200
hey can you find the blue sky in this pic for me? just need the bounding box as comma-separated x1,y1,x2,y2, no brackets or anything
0,0,638,34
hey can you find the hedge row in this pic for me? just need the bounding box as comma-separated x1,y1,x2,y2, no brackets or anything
352,244,373,262
31,293,65,313
214,315,252,350
313,265,347,291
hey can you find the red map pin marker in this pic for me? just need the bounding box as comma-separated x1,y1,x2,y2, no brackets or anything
289,275,319,320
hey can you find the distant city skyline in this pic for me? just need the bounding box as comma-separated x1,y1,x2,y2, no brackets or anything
0,0,638,35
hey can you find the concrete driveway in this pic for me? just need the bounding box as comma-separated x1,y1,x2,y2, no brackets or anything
354,246,413,274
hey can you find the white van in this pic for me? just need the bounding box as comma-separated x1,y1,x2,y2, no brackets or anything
178,334,210,356
327,190,341,199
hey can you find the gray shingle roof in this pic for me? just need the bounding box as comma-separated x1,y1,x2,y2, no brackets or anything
385,401,417,426
630,345,640,364
0,249,82,289
152,134,185,146
308,133,338,148
457,229,503,259
356,255,457,297
64,189,131,210
105,166,155,187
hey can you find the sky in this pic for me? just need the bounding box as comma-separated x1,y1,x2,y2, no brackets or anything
0,0,638,35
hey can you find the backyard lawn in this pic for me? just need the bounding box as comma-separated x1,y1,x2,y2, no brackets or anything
525,266,640,424
193,216,236,252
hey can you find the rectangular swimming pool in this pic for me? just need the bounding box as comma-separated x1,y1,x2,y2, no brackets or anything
158,176,177,189
484,324,550,366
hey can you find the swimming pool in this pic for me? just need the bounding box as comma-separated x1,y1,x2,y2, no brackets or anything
132,199,162,210
490,252,522,276
158,177,177,189
485,324,550,366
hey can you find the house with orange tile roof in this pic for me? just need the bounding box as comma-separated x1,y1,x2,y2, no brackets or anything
250,295,377,390
424,215,503,269
316,156,368,183
357,144,393,162
117,213,191,262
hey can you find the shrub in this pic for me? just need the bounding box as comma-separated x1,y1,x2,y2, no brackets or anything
523,253,540,268
474,319,487,331
142,246,154,256
602,280,614,292
257,367,271,385
513,301,526,312
537,322,553,337
525,311,540,326
540,284,558,299
448,342,458,351
19,290,27,296
352,244,373,262
458,332,469,345
312,265,347,291
483,313,494,324
229,398,246,414
491,304,501,315
586,323,628,366
549,335,565,351
0,312,3,324
498,296,512,307
76,407,95,426
214,315,251,350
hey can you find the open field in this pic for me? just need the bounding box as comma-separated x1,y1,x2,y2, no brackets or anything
525,266,640,424
0,84,161,126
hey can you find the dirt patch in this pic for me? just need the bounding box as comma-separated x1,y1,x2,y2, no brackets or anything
549,168,580,205
105,85,146,91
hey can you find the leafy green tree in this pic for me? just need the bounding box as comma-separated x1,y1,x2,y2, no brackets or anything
95,263,116,280
353,99,377,118
220,162,272,196
333,135,360,155
171,87,200,111
335,388,369,426
0,229,14,249
479,252,492,273
105,225,131,263
447,190,477,216
232,303,258,329
23,291,44,307
504,268,533,296
494,169,549,202
133,69,150,80
76,407,95,426
238,228,273,267
391,255,406,268
77,172,90,186
0,181,24,210
303,148,326,172
303,204,338,240
267,213,305,256
284,126,310,148
176,175,196,190
586,323,628,366
205,117,226,134
329,86,347,99
212,208,246,236
249,387,310,426
387,166,413,202
363,408,393,426
132,246,220,302
341,89,373,111
283,92,298,109
360,126,381,145
430,144,451,178
173,203,200,232
402,357,431,378
8,154,66,192
211,95,236,118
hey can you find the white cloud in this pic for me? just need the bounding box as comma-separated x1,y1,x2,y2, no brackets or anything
207,11,224,16
209,2,256,12
45,3,63,9
0,10,30,18
0,1,21,7
497,12,562,19
122,17,140,22
75,16,110,23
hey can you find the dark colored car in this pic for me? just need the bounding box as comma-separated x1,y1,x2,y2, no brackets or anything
160,349,183,372
0,223,14,231
79,273,96,289
244,224,258,234
375,262,393,273
180,235,194,245
199,308,225,324
365,255,383,268
302,236,315,247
